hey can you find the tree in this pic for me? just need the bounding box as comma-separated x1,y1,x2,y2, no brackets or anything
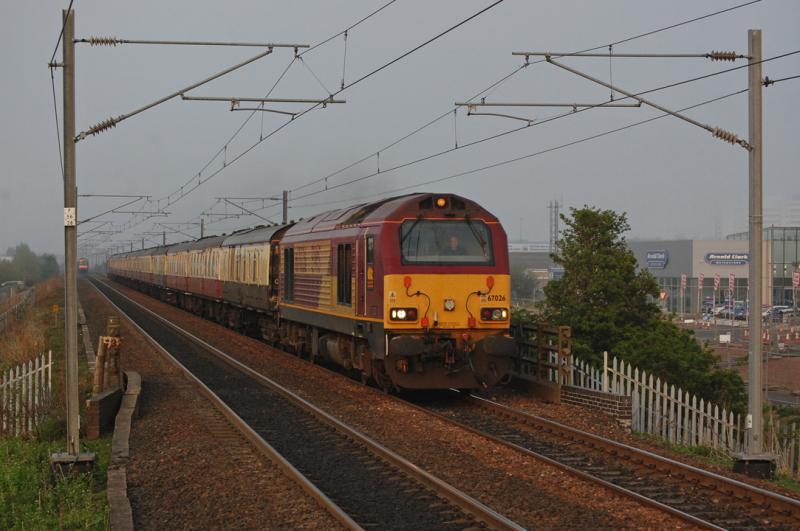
542,206,746,413
543,207,660,362
11,244,40,286
510,264,536,301
38,254,60,280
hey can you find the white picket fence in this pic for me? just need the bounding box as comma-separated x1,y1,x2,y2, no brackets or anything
0,351,53,437
567,352,743,454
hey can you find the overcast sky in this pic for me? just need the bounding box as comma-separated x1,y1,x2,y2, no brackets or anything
1,0,798,256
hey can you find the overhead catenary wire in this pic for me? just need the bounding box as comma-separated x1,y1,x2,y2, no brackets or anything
288,48,799,203
290,89,750,212
763,73,800,86
121,0,507,238
48,0,75,65
288,0,763,196
160,0,508,209
50,68,64,180
155,0,400,209
112,0,762,242
47,0,76,182
110,0,404,238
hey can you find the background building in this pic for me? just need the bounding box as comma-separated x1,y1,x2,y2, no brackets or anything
510,227,799,313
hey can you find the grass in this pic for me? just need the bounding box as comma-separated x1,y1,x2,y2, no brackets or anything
2,276,111,529
0,436,111,530
632,431,735,468
634,431,800,494
773,473,800,494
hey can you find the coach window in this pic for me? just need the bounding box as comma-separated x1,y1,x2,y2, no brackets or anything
337,243,352,305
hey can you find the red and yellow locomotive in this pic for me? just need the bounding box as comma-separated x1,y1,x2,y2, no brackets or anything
108,193,516,390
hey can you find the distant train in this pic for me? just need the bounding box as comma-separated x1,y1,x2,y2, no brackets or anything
78,257,89,273
108,193,516,391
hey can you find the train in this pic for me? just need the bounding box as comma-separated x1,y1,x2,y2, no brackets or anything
78,257,89,273
107,193,516,391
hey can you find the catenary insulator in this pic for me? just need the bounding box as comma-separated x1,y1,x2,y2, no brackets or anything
712,127,739,145
708,51,737,61
87,36,119,47
78,118,118,141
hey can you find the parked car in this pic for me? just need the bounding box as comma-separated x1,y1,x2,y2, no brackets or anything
763,306,790,322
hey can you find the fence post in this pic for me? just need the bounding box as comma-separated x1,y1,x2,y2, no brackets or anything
1,369,6,434
646,372,654,434
691,394,698,446
14,365,21,436
625,362,631,396
668,384,675,443
26,360,32,433
602,351,608,393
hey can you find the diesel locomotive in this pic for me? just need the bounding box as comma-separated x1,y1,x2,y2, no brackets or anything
107,193,516,390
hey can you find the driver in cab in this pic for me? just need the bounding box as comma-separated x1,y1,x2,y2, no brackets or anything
442,235,466,256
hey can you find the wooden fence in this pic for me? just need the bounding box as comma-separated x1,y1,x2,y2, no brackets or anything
510,320,572,385
0,351,53,437
0,287,35,334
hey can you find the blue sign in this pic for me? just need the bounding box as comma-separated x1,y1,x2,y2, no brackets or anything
704,252,749,266
646,250,669,269
548,266,565,279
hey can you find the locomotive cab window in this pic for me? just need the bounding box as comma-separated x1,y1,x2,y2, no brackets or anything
337,243,352,305
366,236,375,290
283,247,294,301
400,220,493,265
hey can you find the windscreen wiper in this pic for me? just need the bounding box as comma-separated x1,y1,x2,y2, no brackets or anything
400,214,423,245
464,214,487,253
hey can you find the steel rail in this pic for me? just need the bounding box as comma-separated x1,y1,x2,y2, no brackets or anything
464,393,800,522
86,277,361,530
413,392,725,531
88,276,523,531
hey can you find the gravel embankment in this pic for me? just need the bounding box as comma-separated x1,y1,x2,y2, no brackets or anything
79,279,343,530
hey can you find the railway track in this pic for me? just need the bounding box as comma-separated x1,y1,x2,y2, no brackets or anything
91,275,800,529
412,391,800,530
88,277,523,531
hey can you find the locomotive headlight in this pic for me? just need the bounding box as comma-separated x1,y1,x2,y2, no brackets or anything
389,307,418,321
443,298,456,311
480,307,510,321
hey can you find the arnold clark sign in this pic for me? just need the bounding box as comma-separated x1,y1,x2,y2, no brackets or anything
704,252,750,266
646,250,669,269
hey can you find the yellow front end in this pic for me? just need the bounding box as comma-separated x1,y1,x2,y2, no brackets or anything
384,274,511,330
382,274,516,389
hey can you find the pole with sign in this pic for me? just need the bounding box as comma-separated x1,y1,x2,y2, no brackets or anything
680,273,687,319
713,273,720,336
698,273,705,316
